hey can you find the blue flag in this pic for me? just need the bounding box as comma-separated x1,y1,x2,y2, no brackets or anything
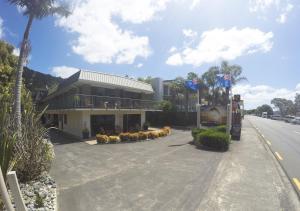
216,74,231,88
185,79,199,91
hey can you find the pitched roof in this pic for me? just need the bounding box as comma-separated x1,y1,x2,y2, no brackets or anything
44,69,153,100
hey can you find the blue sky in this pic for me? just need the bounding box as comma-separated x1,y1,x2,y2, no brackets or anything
0,0,299,109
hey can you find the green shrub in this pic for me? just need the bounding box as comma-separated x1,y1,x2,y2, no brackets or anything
191,128,207,139
195,130,230,151
213,125,227,133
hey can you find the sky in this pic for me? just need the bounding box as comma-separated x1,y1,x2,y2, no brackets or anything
0,0,300,109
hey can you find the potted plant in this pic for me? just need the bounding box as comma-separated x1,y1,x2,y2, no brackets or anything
143,122,150,130
82,127,90,139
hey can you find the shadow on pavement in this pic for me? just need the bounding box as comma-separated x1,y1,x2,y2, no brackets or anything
48,128,82,145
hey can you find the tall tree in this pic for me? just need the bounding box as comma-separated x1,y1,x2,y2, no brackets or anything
8,0,70,135
271,98,296,116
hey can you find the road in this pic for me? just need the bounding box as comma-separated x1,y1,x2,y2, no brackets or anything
247,115,300,196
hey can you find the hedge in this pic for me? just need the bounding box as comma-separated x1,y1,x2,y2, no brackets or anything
195,130,230,151
191,128,207,139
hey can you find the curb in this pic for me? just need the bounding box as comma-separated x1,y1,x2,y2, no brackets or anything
248,119,300,202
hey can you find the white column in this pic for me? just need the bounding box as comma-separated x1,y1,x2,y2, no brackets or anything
7,171,27,211
0,168,14,211
81,111,91,136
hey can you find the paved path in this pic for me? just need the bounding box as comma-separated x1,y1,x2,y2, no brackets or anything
199,117,300,210
247,115,300,196
50,129,224,211
50,123,300,211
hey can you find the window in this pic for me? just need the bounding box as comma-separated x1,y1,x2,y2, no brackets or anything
64,114,68,125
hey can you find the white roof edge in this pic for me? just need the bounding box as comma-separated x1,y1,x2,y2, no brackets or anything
79,69,153,87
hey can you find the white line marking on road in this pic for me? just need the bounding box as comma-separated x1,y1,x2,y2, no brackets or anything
293,178,300,191
266,140,271,146
261,134,265,138
294,131,300,135
275,152,283,161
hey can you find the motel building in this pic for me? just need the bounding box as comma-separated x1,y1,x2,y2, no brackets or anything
42,70,158,138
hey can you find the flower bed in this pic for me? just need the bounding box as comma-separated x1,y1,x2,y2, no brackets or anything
96,127,171,144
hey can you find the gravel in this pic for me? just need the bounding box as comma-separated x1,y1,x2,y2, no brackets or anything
7,172,57,211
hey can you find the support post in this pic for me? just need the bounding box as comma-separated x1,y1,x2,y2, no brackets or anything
226,97,233,135
196,89,201,128
7,171,27,211
0,168,14,211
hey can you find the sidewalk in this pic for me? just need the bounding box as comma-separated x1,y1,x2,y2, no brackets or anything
198,118,300,211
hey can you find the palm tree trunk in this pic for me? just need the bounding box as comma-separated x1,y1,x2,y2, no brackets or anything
13,15,34,136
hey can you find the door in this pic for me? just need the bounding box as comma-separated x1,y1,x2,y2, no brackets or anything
90,115,115,136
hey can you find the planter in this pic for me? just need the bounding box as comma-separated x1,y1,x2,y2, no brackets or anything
82,131,89,139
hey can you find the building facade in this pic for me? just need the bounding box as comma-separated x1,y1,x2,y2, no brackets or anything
42,70,158,138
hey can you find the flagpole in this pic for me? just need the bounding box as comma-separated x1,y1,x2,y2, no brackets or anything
197,88,201,128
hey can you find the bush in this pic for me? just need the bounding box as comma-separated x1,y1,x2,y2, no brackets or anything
148,131,159,139
191,128,207,139
157,130,167,137
138,132,148,140
96,134,109,144
119,133,130,142
108,136,120,143
195,130,230,151
213,125,227,133
128,133,139,142
14,109,55,182
162,126,171,135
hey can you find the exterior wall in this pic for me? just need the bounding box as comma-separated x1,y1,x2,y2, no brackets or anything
46,109,146,138
151,78,163,101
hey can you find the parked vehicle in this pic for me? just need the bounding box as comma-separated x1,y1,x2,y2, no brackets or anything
262,112,268,118
284,115,295,123
270,115,282,120
291,117,300,125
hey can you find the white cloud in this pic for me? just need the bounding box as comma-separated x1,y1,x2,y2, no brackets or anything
249,0,294,23
13,48,20,56
136,63,143,68
276,3,293,23
190,0,201,10
168,46,177,53
51,66,79,78
166,27,273,67
183,29,197,38
0,17,3,38
232,83,300,109
56,0,171,64
17,5,26,13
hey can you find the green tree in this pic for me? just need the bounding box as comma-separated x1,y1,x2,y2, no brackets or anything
256,104,273,116
0,40,18,99
271,98,296,116
8,0,70,135
202,61,246,105
137,76,152,84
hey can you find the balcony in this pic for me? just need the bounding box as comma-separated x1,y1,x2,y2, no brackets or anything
47,94,160,110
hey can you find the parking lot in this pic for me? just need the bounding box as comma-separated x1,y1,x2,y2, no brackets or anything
49,129,224,211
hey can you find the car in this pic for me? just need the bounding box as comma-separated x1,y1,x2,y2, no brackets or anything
270,115,282,120
291,117,300,125
284,115,295,123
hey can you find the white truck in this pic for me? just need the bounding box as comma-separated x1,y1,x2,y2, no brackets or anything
262,112,268,118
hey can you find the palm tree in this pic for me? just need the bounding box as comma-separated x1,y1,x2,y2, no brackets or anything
8,0,70,135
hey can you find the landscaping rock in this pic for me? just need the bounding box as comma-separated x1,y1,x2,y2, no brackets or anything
6,172,57,211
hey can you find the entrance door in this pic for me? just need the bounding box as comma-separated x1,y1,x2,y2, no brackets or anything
90,115,115,136
123,114,141,132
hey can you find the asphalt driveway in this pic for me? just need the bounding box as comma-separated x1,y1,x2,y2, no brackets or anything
49,129,224,211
